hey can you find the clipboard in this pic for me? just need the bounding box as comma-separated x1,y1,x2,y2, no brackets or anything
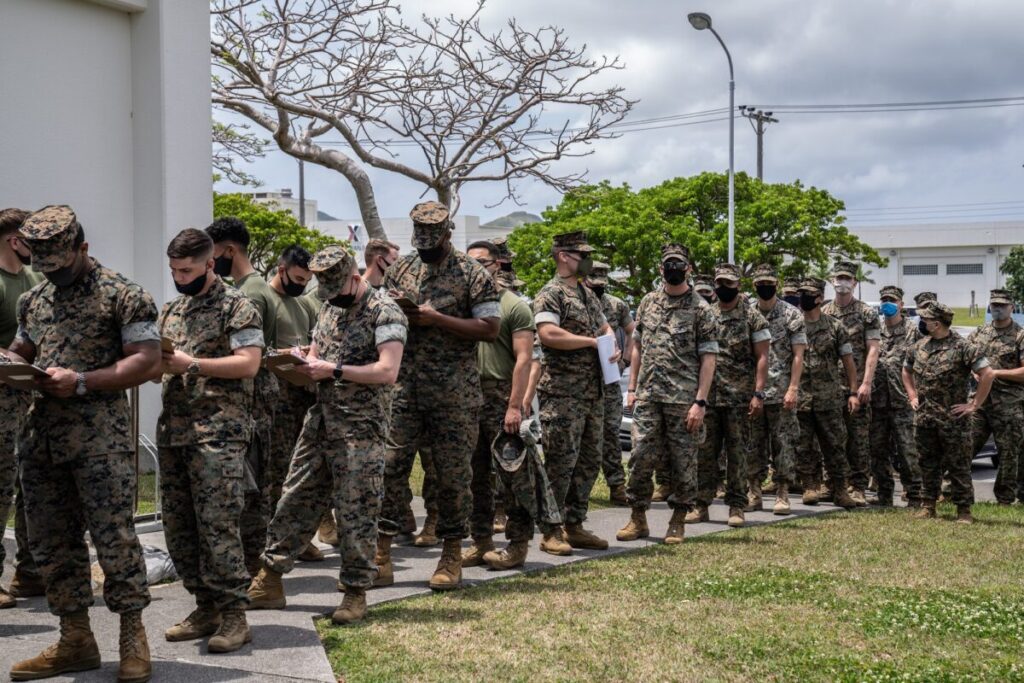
161,337,175,353
265,353,316,386
0,363,49,391
393,296,419,311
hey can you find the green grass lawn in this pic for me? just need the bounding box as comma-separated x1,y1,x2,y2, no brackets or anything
951,306,985,328
318,503,1024,682
7,472,158,527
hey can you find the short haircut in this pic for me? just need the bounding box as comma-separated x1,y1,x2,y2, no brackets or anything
0,208,30,237
278,244,312,270
364,238,399,265
167,228,214,260
205,216,250,249
467,240,497,258
71,223,85,249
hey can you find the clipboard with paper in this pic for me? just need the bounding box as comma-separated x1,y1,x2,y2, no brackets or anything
265,353,317,386
0,363,49,391
595,334,621,384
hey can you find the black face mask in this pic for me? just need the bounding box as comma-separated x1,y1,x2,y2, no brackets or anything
329,293,357,309
799,293,819,311
44,252,85,288
663,263,687,286
500,261,513,272
715,285,739,303
756,284,777,301
591,285,606,299
783,294,800,307
417,244,447,264
15,250,31,266
918,320,930,337
213,254,233,277
281,271,306,297
175,270,208,296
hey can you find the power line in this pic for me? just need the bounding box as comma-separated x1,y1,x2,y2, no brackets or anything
745,96,1024,109
844,199,1024,212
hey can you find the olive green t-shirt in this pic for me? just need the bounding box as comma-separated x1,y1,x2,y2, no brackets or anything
235,271,278,347
478,289,536,382
0,265,44,348
270,288,319,348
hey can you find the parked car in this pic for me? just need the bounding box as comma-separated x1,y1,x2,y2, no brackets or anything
619,367,633,451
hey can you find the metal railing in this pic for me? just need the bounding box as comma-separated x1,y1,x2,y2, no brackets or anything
129,386,162,523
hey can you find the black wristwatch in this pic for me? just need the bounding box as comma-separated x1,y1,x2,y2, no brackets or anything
333,363,344,381
694,398,707,408
753,390,766,400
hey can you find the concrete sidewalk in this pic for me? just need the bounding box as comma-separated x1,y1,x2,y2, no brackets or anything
1,460,998,682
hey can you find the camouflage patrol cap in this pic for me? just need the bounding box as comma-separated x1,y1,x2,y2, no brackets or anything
714,263,741,283
990,289,1014,305
491,429,527,473
918,301,953,325
879,285,904,300
913,291,937,307
798,277,827,295
781,277,802,295
588,261,611,286
309,244,357,300
409,201,451,248
20,205,80,272
693,274,714,293
492,236,516,261
750,263,778,284
552,230,594,253
832,260,858,278
661,243,690,263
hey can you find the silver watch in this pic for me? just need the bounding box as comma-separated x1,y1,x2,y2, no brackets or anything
75,372,87,396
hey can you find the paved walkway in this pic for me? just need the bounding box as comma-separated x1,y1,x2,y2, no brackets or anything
1,459,998,682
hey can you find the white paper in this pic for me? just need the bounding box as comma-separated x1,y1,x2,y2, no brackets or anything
596,333,621,385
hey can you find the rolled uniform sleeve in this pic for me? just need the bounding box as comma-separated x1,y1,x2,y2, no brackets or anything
965,342,990,372
863,308,882,342
374,301,409,346
788,313,808,347
225,298,265,350
468,262,500,319
697,305,719,355
632,299,648,346
836,323,853,357
748,306,771,344
116,283,160,346
533,287,562,327
122,321,160,346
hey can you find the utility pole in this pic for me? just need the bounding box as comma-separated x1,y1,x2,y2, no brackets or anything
739,107,778,180
298,159,306,226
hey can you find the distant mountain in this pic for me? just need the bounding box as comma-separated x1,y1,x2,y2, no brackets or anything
317,210,337,221
481,211,542,229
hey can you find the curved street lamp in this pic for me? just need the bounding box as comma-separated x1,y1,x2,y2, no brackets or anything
688,12,735,264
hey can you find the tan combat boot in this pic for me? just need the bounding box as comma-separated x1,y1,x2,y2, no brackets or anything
461,536,495,567
651,483,671,502
10,610,101,681
802,477,819,505
727,506,745,527
833,486,858,510
414,510,440,547
317,512,340,546
616,508,649,541
118,609,151,683
332,587,367,625
165,605,222,641
609,483,629,506
565,523,608,550
0,585,15,609
482,540,529,570
401,503,417,535
492,504,507,534
207,609,251,653
684,504,709,524
956,505,974,524
429,538,463,591
664,509,686,545
246,566,286,610
849,487,868,507
539,526,573,556
8,568,45,598
773,484,791,515
372,535,394,588
746,479,763,512
298,543,324,562
913,500,937,519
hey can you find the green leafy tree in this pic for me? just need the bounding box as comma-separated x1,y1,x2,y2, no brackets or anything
508,172,886,304
213,193,342,277
999,246,1024,303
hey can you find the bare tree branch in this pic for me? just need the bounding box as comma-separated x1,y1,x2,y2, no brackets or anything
212,119,266,186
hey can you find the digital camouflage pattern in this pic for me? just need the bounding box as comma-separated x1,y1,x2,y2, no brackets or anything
599,291,633,488
18,205,79,272
757,298,807,403
492,419,563,539
470,380,513,538
708,296,771,407
968,320,1024,503
905,334,989,505
626,400,700,510
697,407,749,508
409,201,451,248
539,394,603,526
533,277,606,399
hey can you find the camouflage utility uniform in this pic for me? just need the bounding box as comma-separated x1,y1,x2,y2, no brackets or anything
597,286,633,490
158,277,264,611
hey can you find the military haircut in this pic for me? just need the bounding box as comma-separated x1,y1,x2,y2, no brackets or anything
70,222,86,249
205,216,250,249
0,207,30,237
364,238,399,265
167,227,214,261
467,240,498,258
278,244,312,270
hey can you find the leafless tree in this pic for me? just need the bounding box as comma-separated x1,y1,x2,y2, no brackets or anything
211,0,634,239
213,119,266,186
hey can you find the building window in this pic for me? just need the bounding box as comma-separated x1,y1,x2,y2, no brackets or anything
946,263,983,275
903,264,938,276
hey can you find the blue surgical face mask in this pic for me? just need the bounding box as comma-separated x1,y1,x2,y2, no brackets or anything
880,302,899,318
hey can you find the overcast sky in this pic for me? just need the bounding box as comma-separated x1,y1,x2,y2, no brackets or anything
216,0,1024,227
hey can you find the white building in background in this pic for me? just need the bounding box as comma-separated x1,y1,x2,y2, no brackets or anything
245,189,320,228
1,0,211,440
839,221,1024,309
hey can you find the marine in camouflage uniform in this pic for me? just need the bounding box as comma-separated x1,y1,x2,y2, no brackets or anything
903,302,993,521
693,274,716,305
534,231,616,550
249,246,407,623
618,244,717,544
821,260,880,503
379,202,500,590
9,206,158,682
158,229,265,646
748,264,807,514
870,286,922,506
585,261,634,502
968,289,1024,504
692,263,770,526
794,278,859,509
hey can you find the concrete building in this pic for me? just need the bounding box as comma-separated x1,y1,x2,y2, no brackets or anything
245,189,319,228
839,221,1024,309
1,0,212,440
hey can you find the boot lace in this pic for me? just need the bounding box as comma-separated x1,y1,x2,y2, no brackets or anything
119,613,145,659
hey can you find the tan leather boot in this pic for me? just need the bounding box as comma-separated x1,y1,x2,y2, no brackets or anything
332,587,367,625
802,477,820,505
727,506,745,527
372,534,394,588
492,504,507,534
745,479,763,512
414,511,440,547
482,540,529,570
609,483,629,506
684,505,709,524
118,610,151,683
565,523,608,550
461,536,495,567
165,605,222,641
833,486,858,510
317,511,340,546
913,500,937,519
10,610,101,681
664,509,686,545
651,484,671,502
616,508,649,541
773,484,791,515
0,585,15,609
246,566,286,610
428,538,463,591
956,505,974,524
8,568,45,598
539,526,573,556
298,543,324,562
207,609,251,653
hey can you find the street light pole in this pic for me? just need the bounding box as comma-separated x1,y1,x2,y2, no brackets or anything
688,12,735,263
